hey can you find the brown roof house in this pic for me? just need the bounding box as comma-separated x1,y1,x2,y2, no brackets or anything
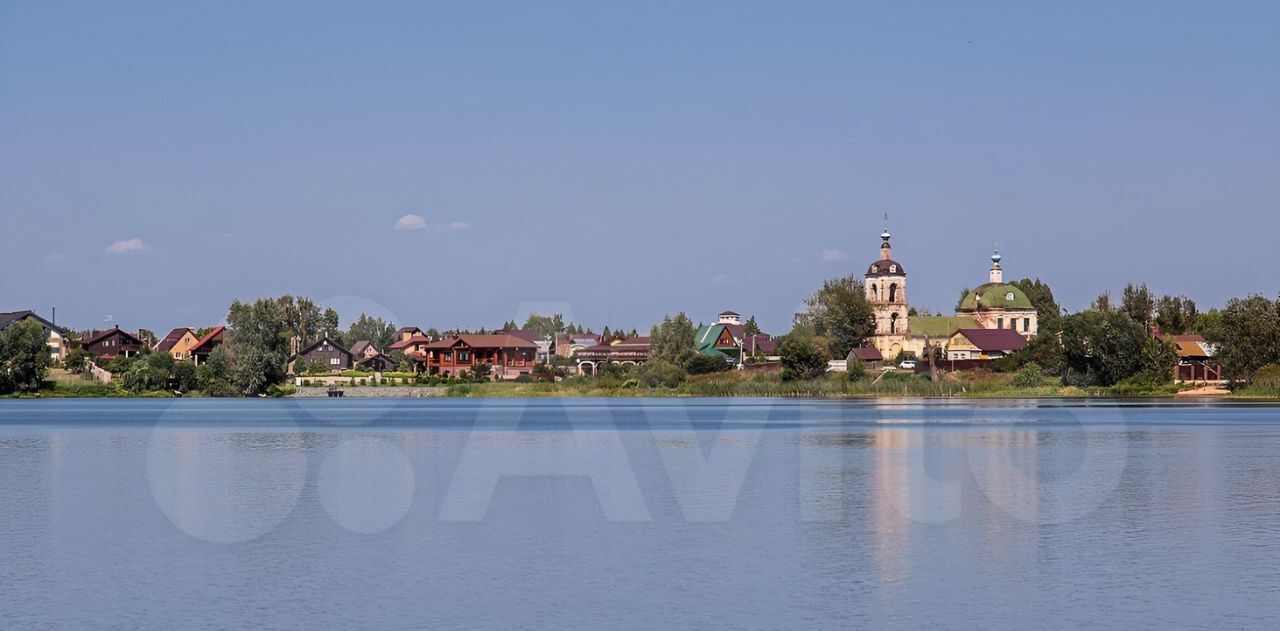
189,326,226,365
155,327,201,361
0,310,69,361
422,334,538,380
291,337,354,375
576,337,650,375
944,328,1028,360
81,326,143,360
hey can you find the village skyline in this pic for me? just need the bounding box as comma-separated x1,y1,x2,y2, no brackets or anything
3,2,1277,333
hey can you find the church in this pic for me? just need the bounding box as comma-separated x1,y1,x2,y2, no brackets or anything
864,226,1039,360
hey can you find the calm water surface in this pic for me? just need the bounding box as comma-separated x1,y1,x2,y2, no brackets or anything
1,398,1278,629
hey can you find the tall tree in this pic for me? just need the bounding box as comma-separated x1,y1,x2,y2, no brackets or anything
778,332,829,381
522,313,567,339
344,313,396,350
796,275,876,359
1059,309,1172,386
1205,295,1280,383
1091,291,1113,312
0,319,51,393
648,313,697,364
1153,295,1198,335
276,295,334,348
1011,278,1062,326
227,298,290,395
742,315,761,337
1121,282,1155,328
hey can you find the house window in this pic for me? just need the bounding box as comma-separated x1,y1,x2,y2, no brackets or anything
997,318,1004,329
889,265,897,273
888,283,898,302
1023,318,1031,332
458,351,470,362
329,358,340,365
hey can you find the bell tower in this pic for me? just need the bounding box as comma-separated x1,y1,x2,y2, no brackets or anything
864,217,908,337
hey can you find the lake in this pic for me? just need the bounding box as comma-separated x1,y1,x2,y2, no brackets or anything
1,398,1278,629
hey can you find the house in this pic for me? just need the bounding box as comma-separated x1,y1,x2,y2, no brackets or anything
348,340,397,371
742,334,778,361
0,310,68,361
1164,334,1224,383
189,326,226,365
717,311,742,326
847,347,884,370
555,334,603,358
81,326,144,360
291,337,354,374
388,333,432,366
576,337,650,375
497,329,553,363
695,324,741,364
394,327,424,343
155,327,201,361
945,328,1029,360
421,334,539,380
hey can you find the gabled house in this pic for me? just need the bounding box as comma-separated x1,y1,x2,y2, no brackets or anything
189,326,226,365
81,326,143,360
695,324,741,363
0,310,68,361
350,340,397,372
1164,334,1224,383
422,334,538,380
847,347,884,370
155,327,201,361
290,337,353,374
945,328,1028,360
742,334,778,361
394,327,424,343
555,334,602,358
349,340,380,361
389,334,432,365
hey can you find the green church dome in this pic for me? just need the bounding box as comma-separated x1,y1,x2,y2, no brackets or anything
959,283,1034,311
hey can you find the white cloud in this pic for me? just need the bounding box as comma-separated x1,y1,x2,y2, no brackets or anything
394,214,427,231
105,238,149,254
447,221,471,231
820,248,848,263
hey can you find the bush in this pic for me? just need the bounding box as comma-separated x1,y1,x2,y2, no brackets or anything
1251,364,1280,389
1012,362,1044,388
267,383,296,397
514,374,533,383
844,359,866,383
635,359,687,388
682,353,732,375
779,335,829,382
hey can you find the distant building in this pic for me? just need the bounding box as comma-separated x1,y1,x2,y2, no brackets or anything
0,310,68,361
555,334,603,358
155,327,201,361
863,225,1039,360
422,334,538,380
189,326,226,366
695,323,741,364
717,311,742,326
944,328,1029,360
1164,334,1224,383
291,337,353,374
81,326,143,360
576,337,650,374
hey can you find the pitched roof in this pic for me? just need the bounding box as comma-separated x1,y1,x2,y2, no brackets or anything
190,325,226,353
155,327,196,351
389,335,431,350
0,310,59,333
718,310,740,317
294,336,352,359
952,328,1029,352
424,334,538,350
848,347,883,362
1163,334,1213,358
395,327,423,337
497,329,540,343
743,334,777,355
908,316,978,337
349,340,373,356
81,326,142,346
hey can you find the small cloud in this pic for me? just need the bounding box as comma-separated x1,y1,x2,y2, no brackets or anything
105,238,149,254
45,252,67,261
394,214,427,231
820,248,848,263
447,221,471,231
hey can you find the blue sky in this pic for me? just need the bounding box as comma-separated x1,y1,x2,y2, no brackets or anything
2,1,1277,334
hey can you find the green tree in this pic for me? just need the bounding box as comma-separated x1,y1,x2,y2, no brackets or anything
196,347,235,396
471,363,492,381
1121,282,1155,327
779,333,829,381
648,313,697,364
1153,295,1198,335
522,313,567,340
137,328,159,349
0,319,52,393
796,275,875,359
276,295,338,348
1011,278,1062,326
742,316,761,337
343,313,396,350
1205,295,1280,383
635,359,687,388
1059,309,1168,387
1091,291,1113,312
682,353,732,375
63,345,90,373
227,298,290,395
